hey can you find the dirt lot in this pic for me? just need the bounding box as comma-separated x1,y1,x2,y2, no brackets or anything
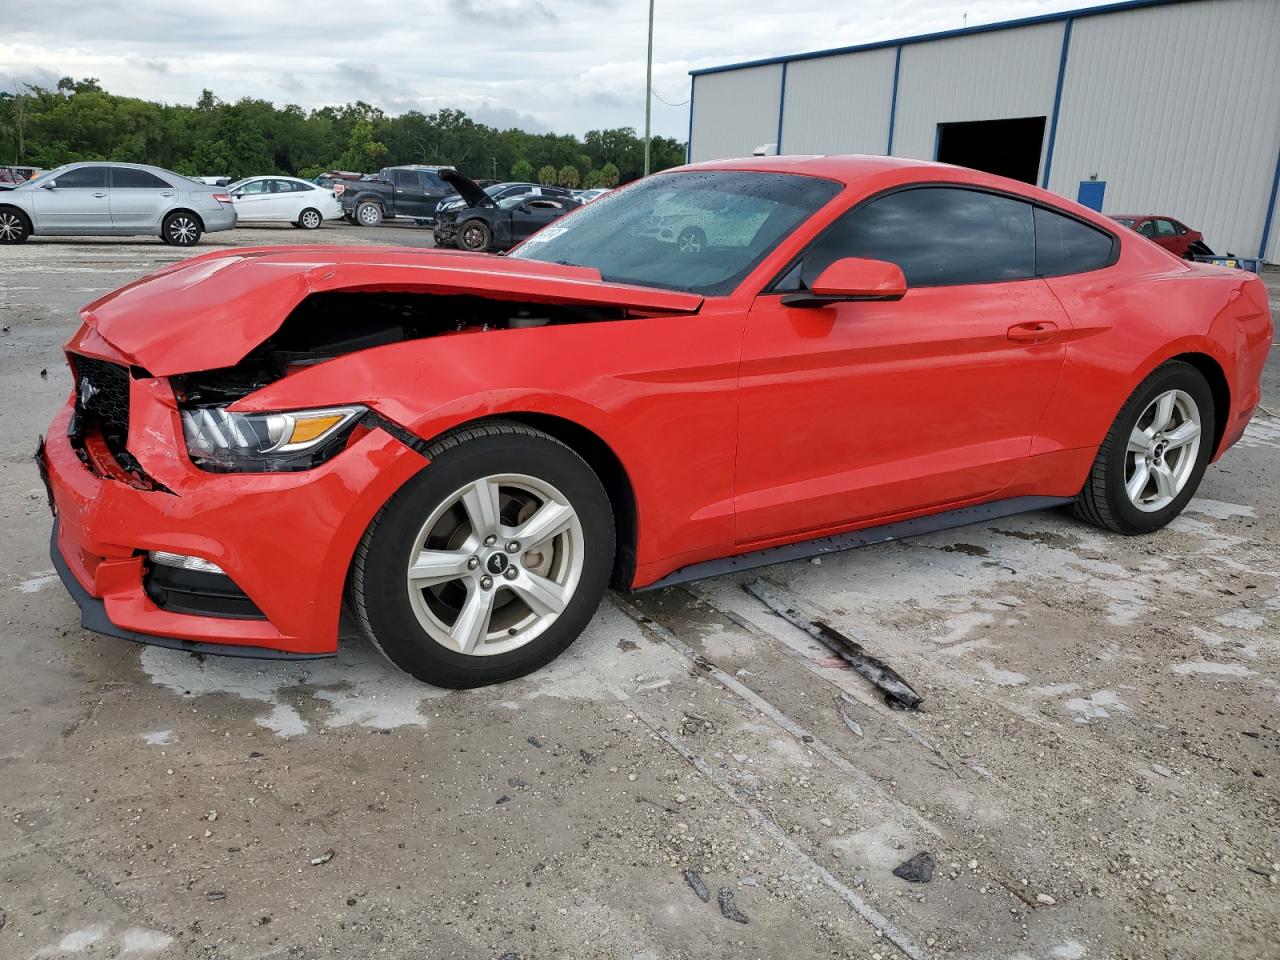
1,225,1278,960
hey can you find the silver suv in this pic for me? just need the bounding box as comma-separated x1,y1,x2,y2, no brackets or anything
0,162,238,246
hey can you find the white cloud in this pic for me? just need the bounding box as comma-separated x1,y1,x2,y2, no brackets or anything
1,0,1088,138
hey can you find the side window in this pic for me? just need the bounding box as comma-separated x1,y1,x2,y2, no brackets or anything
1136,220,1157,237
420,172,447,190
1033,206,1115,276
112,168,170,189
798,187,1035,287
1154,218,1178,237
239,180,270,195
52,167,108,189
394,170,419,188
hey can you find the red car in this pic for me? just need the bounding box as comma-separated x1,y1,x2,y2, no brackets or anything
40,156,1272,687
1109,214,1213,259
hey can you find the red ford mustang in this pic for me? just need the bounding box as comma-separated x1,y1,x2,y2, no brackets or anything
39,156,1272,687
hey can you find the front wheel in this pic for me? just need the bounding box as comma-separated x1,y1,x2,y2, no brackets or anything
161,211,202,246
0,208,31,243
298,208,323,230
1074,361,1214,535
351,420,615,687
457,218,492,252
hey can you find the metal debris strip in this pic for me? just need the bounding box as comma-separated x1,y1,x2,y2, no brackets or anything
743,579,923,710
683,868,711,902
717,886,749,923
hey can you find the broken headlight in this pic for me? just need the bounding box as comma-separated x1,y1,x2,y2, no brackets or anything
180,405,365,472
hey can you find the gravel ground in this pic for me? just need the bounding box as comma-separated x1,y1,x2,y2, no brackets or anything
0,224,1277,960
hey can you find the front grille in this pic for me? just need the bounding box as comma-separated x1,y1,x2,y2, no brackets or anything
69,354,164,488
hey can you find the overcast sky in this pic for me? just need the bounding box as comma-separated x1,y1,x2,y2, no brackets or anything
2,0,1088,139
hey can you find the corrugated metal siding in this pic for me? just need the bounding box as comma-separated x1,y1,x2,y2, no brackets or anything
779,48,897,155
891,21,1065,170
1050,0,1280,260
689,64,783,162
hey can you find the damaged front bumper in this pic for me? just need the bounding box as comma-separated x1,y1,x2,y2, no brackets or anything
39,366,429,658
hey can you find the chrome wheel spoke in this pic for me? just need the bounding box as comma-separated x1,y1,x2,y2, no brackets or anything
1127,427,1151,454
1164,419,1200,449
510,569,568,618
1152,391,1176,432
1150,462,1176,500
408,547,475,587
451,583,497,654
1126,461,1150,502
509,499,574,549
460,478,502,535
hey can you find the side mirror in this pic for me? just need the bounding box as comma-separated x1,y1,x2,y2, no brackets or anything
41,180,57,190
782,257,907,308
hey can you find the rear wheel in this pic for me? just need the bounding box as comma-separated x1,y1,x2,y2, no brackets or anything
1074,361,1213,535
298,208,323,230
0,208,31,243
351,421,615,687
355,201,383,227
457,218,492,252
161,211,202,246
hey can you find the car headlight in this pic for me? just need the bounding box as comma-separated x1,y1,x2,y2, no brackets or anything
180,404,366,472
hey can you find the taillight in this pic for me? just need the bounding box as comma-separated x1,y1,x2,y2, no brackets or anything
333,183,345,196
212,193,232,204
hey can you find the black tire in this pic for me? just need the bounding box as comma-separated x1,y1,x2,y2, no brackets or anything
1074,361,1214,535
298,208,323,230
457,218,492,252
677,226,706,254
351,420,615,688
0,207,31,244
161,211,202,246
354,201,383,227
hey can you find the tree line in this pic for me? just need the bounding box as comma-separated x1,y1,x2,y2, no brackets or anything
0,78,688,186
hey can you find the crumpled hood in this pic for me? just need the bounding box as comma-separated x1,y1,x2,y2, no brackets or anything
76,246,703,376
441,169,492,208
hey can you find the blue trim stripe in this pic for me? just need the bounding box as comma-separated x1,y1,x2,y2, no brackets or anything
1041,18,1074,189
886,46,902,155
689,0,1185,76
776,61,788,153
686,78,695,163
1259,139,1280,260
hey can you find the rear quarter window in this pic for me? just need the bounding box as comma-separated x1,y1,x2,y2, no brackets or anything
1033,206,1116,276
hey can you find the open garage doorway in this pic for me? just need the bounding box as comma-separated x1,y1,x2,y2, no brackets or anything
936,116,1046,184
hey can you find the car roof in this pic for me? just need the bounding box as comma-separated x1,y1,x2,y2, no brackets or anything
675,154,939,184
1111,214,1175,220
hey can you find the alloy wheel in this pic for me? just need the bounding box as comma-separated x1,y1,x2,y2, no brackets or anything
168,216,198,244
461,223,487,250
1124,388,1202,512
404,474,585,656
301,210,321,228
0,211,27,241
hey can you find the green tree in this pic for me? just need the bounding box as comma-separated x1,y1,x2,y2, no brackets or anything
510,158,533,182
599,162,620,188
336,120,388,173
537,164,557,185
557,164,580,188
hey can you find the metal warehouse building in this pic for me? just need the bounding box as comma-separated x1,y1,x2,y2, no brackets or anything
687,0,1280,262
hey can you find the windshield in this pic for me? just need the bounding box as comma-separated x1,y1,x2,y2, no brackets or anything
20,166,66,188
510,171,841,295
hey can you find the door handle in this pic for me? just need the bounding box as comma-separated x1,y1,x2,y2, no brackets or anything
92,192,107,198
161,192,175,197
1007,321,1059,344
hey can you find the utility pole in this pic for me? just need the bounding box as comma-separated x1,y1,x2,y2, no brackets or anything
644,0,654,176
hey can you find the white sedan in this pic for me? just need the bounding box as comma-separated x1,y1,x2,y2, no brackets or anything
227,176,343,229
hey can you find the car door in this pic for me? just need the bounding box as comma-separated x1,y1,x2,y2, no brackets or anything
30,165,111,232
269,179,305,222
108,167,176,230
734,185,1072,544
509,198,569,244
1151,218,1185,256
231,179,276,221
393,170,428,218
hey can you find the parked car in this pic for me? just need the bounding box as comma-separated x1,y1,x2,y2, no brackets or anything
193,176,233,187
1109,214,1213,258
38,156,1271,688
575,188,610,203
433,170,581,251
339,165,456,227
1,165,42,189
228,176,343,229
312,171,364,197
0,162,235,245
434,182,576,245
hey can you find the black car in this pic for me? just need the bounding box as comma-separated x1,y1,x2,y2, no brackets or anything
340,165,457,226
434,170,581,252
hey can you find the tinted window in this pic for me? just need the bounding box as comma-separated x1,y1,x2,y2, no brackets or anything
421,172,448,190
112,168,170,189
799,187,1035,287
1033,206,1115,276
53,167,108,189
394,170,419,187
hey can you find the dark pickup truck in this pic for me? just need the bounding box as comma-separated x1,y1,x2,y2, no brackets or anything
340,165,457,226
